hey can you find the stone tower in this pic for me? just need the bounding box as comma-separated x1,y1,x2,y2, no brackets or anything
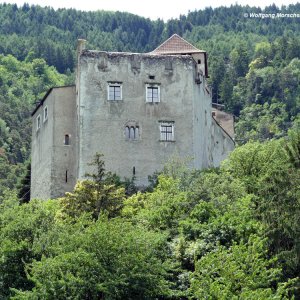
31,35,234,199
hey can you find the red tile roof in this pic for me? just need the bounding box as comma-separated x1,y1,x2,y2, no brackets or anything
151,34,205,55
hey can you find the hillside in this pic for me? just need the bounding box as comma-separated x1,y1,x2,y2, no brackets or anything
0,3,299,191
0,2,299,192
1,135,300,299
0,3,300,299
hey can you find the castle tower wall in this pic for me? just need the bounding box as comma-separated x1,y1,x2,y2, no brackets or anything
31,86,77,199
77,52,199,185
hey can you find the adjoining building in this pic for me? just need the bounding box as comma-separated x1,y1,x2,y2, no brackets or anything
31,34,234,200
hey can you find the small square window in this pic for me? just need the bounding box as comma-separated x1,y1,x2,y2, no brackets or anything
36,115,41,131
146,84,160,103
108,83,122,101
43,106,48,122
160,122,174,141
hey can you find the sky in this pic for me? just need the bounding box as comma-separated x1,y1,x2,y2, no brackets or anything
1,0,299,20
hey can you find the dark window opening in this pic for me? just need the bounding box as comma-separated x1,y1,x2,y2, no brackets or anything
65,134,70,145
133,166,136,175
36,115,41,130
149,75,155,80
65,170,68,183
198,59,201,64
44,106,48,121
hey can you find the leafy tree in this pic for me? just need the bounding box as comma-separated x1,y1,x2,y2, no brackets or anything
230,42,249,78
190,235,298,299
0,195,59,299
235,102,289,142
0,54,68,195
11,216,169,300
61,153,125,219
122,175,188,234
225,136,300,279
17,162,31,203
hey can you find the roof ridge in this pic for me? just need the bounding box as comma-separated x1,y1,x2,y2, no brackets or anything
151,34,180,52
172,34,199,51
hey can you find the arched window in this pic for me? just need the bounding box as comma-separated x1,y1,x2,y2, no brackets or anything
135,127,139,139
130,127,135,139
125,126,130,139
125,122,140,140
64,134,70,145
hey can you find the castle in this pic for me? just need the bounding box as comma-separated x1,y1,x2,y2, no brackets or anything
30,34,234,200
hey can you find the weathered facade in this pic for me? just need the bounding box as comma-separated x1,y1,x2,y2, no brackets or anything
31,86,77,199
31,35,234,200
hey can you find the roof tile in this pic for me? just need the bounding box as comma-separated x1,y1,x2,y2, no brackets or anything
151,34,204,54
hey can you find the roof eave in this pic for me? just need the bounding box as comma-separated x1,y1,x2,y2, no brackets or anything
31,85,75,116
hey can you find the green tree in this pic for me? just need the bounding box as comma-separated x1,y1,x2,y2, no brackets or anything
12,218,169,300
224,136,300,279
190,235,298,299
0,195,59,299
235,102,288,142
61,153,125,219
230,42,249,78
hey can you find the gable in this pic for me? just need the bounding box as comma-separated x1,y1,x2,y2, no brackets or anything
151,34,205,55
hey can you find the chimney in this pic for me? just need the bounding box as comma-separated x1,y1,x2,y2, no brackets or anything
77,39,86,57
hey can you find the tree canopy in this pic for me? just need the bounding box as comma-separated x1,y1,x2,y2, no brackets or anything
0,4,300,297
1,133,300,299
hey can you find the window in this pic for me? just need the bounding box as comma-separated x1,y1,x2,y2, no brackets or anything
160,122,174,141
64,134,70,145
125,126,139,140
146,84,160,103
108,82,122,100
43,106,48,122
36,115,41,131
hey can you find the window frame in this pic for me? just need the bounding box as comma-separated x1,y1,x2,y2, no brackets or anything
146,84,160,103
159,121,174,142
36,114,41,131
107,82,122,101
43,106,48,122
125,125,140,140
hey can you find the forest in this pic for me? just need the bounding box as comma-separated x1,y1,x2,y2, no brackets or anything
0,2,299,299
1,137,300,299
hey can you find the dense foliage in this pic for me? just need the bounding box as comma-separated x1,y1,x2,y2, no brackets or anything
1,133,299,299
0,4,300,297
0,54,69,196
1,3,300,192
0,3,300,72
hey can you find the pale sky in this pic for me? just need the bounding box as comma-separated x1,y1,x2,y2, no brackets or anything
1,0,299,20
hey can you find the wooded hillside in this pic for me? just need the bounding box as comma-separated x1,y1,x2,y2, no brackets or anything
0,4,299,298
